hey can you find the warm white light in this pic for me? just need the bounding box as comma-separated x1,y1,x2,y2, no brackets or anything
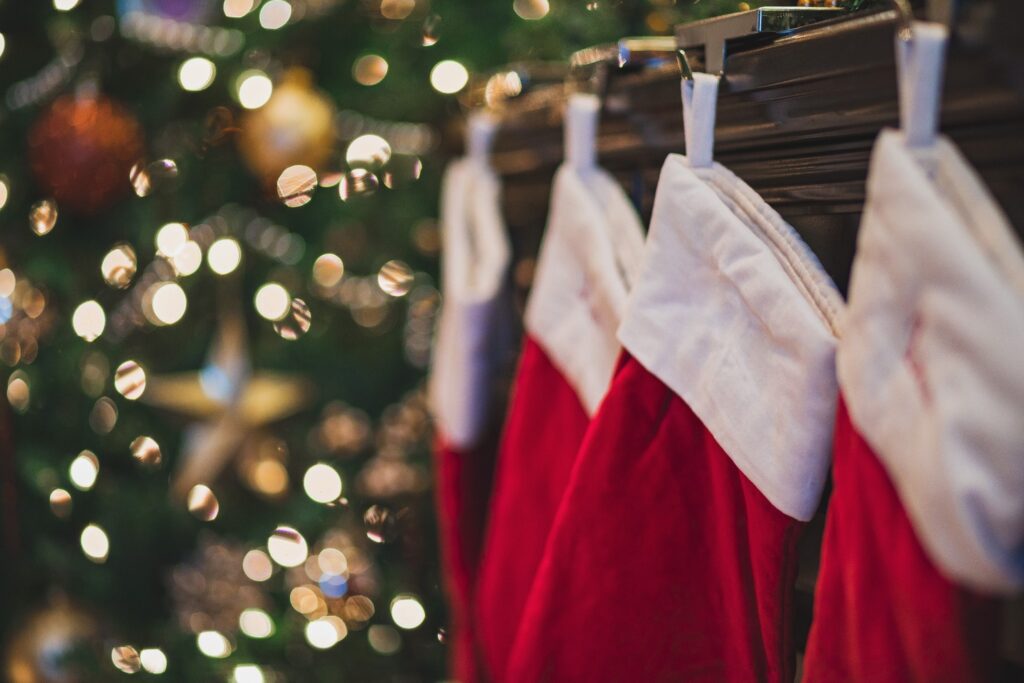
0,33,6,61
72,300,106,342
353,54,388,86
237,71,273,109
302,463,343,504
233,664,265,683
242,549,274,582
155,222,190,257
196,631,232,658
140,648,168,674
0,177,8,209
254,283,290,321
178,57,217,92
171,240,202,276
513,0,550,21
69,451,99,491
81,524,110,562
390,594,426,630
223,0,257,18
346,134,392,167
54,0,81,11
430,60,469,94
259,0,292,30
0,269,14,297
150,282,188,325
305,617,347,649
207,238,242,275
239,608,275,639
267,526,308,567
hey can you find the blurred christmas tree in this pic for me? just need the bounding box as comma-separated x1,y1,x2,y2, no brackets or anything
0,1,837,681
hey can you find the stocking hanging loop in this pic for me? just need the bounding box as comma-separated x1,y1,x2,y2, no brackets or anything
681,72,720,169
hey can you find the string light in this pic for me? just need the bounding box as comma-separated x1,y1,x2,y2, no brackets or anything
80,524,110,562
208,238,242,275
259,0,292,30
178,57,217,92
237,70,273,109
233,665,265,683
430,60,469,94
72,301,106,341
196,630,232,658
254,283,290,321
303,463,343,504
69,450,99,491
390,594,426,629
139,648,168,675
223,0,257,18
239,608,275,638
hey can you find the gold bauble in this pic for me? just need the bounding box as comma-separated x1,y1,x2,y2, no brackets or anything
5,600,98,683
237,68,336,180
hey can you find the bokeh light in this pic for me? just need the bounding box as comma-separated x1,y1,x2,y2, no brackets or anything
303,463,343,504
237,70,273,109
29,199,58,236
242,549,274,582
196,630,232,658
259,0,292,30
223,0,257,18
72,300,106,342
353,55,388,86
346,134,392,168
208,237,242,275
277,165,317,207
233,664,265,683
514,0,551,20
390,594,426,629
305,616,347,649
101,243,138,289
430,60,469,94
81,524,110,562
130,435,162,467
267,526,308,567
114,360,147,400
187,484,220,521
139,648,168,675
111,646,140,673
145,282,188,326
254,283,290,321
69,450,99,491
178,57,217,92
239,608,275,638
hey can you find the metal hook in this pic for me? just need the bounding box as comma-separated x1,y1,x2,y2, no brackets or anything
891,0,956,39
891,0,915,40
676,49,694,82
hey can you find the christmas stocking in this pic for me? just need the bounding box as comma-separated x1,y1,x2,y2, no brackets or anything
802,131,1024,681
429,113,512,683
474,93,646,681
505,73,844,683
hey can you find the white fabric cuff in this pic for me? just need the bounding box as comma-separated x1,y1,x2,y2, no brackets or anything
429,158,512,449
619,154,843,522
524,163,646,415
839,129,1024,593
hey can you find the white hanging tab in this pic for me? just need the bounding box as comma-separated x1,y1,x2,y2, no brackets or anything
897,20,948,149
564,93,600,172
681,72,721,169
466,110,498,166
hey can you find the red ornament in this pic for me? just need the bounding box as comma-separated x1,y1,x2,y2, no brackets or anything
28,95,144,215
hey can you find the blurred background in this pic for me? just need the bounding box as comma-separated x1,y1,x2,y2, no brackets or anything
0,1,803,681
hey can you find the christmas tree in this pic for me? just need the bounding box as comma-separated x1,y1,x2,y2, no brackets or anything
0,1,825,681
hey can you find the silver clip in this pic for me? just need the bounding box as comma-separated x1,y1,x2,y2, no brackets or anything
675,5,845,76
892,0,956,39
